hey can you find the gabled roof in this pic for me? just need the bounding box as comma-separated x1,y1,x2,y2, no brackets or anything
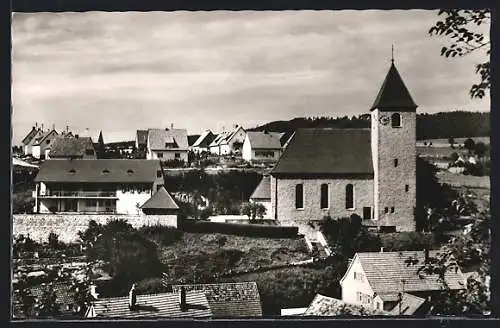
34,159,162,183
26,129,44,146
271,128,373,175
90,291,212,319
387,293,426,315
209,132,228,147
250,175,271,200
356,250,465,295
22,127,41,145
148,128,188,150
49,136,95,158
140,186,179,210
303,294,388,316
33,129,58,146
370,62,417,111
246,131,284,149
222,125,245,145
171,282,263,318
136,130,148,146
192,130,216,148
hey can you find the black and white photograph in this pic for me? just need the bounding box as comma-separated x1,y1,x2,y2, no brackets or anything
10,8,491,319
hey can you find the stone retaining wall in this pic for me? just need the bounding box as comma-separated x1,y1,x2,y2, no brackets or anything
12,214,178,244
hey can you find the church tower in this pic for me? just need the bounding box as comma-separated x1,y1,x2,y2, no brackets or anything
370,59,417,231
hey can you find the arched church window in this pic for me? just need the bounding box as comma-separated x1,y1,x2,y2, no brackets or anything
295,184,304,209
320,184,329,209
391,113,401,128
345,184,354,209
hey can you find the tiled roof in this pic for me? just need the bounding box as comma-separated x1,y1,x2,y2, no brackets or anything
90,291,212,319
192,130,216,148
250,175,271,200
246,131,283,149
33,130,58,146
22,127,41,145
209,132,229,147
140,186,179,210
303,294,388,316
171,282,263,318
148,129,188,150
387,293,426,315
271,129,373,175
49,136,95,158
357,250,466,295
34,159,162,183
370,62,418,111
223,126,245,145
26,129,44,147
136,130,148,146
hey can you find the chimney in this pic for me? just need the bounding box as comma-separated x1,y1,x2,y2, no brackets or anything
171,123,174,129
179,286,187,311
41,123,44,131
128,284,137,310
52,124,55,131
35,122,38,128
424,248,429,264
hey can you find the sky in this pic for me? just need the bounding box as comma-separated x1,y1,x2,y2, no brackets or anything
11,10,490,144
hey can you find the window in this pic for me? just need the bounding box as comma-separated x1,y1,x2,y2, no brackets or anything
102,169,110,175
376,302,381,310
157,152,164,158
384,207,389,213
156,170,162,178
320,184,329,209
391,113,401,128
127,169,134,175
391,207,395,213
295,184,304,209
46,139,50,144
345,184,354,209
394,158,398,167
85,199,97,207
175,153,180,159
405,184,409,192
255,150,275,158
86,149,94,156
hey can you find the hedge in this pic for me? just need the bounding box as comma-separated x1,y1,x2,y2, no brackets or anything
179,219,299,238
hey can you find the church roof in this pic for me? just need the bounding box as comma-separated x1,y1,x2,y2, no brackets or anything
140,186,179,210
271,128,373,176
370,62,417,112
250,175,271,200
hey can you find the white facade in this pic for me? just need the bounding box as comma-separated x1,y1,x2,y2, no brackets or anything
242,134,281,163
340,255,377,310
147,149,188,162
249,199,272,219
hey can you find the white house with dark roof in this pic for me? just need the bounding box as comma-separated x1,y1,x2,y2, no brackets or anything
242,131,285,163
209,125,246,155
261,61,418,232
339,250,465,315
146,128,189,162
31,128,59,159
46,135,96,160
21,125,43,156
33,159,167,215
191,130,216,153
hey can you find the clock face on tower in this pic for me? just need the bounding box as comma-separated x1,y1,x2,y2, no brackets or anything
379,115,390,125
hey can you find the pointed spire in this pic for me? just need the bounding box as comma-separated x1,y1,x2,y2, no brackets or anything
370,60,418,112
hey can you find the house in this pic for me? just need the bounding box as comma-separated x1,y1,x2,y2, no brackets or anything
303,294,389,316
21,124,43,156
46,135,96,160
242,131,285,163
209,125,246,155
249,175,271,219
339,250,465,315
146,128,189,162
265,61,418,232
33,159,166,215
171,282,263,318
85,289,212,319
140,186,179,215
31,128,59,159
191,130,216,153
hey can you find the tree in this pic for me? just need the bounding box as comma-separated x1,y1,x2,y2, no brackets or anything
448,137,455,148
450,151,459,162
35,284,60,318
474,142,487,159
97,131,105,159
429,9,490,99
464,138,476,154
240,202,267,222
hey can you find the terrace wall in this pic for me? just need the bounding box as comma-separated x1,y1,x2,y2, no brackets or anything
12,214,178,244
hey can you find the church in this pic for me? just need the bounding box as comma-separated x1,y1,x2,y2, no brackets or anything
259,60,417,232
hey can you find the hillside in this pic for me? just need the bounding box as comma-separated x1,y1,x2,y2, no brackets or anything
248,111,490,140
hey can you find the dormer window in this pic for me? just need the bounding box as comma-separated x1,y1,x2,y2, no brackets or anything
127,169,134,175
102,169,110,175
391,113,401,128
68,169,76,174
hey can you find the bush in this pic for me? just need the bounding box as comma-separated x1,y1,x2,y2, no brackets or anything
377,232,437,251
12,191,35,214
179,219,299,238
137,225,183,246
162,159,185,168
48,232,59,250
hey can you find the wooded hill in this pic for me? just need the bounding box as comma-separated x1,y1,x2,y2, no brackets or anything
247,111,490,140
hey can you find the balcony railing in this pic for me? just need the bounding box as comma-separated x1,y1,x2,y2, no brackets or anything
40,191,117,198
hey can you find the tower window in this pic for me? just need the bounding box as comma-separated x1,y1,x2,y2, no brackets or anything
345,184,354,209
391,113,402,128
384,207,389,213
394,159,398,167
391,207,395,213
405,184,409,192
320,184,329,209
295,184,304,209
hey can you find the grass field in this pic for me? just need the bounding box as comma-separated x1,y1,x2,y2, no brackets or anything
437,171,490,189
